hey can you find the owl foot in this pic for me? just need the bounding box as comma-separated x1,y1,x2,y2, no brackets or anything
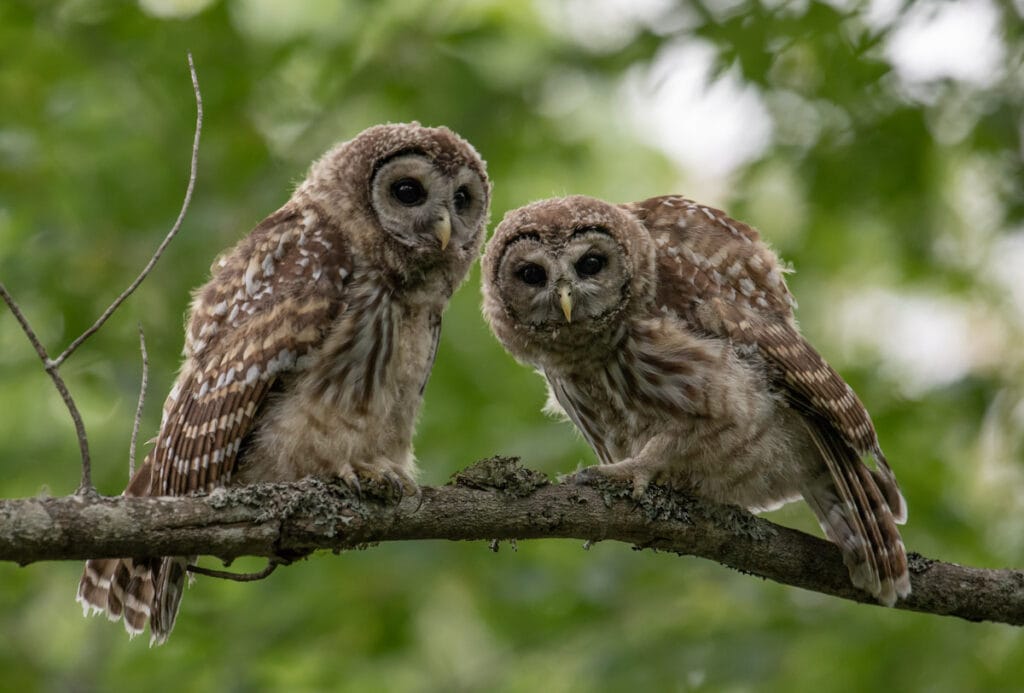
376,468,422,509
336,468,363,497
566,459,655,500
335,463,419,502
381,468,422,503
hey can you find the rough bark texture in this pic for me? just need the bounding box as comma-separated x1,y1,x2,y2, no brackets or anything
1,457,1020,626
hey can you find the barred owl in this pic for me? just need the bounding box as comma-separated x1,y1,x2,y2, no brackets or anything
77,123,490,644
481,195,909,605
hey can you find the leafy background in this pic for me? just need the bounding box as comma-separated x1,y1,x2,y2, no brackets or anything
1,0,1022,690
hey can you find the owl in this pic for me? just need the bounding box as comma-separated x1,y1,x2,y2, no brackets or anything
482,194,909,606
77,123,491,644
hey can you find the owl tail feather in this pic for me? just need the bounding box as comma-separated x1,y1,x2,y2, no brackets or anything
801,423,910,607
77,556,191,646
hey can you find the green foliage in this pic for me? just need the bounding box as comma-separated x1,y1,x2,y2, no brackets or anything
1,0,1022,689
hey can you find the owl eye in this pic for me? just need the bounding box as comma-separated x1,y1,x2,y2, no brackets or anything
391,178,427,206
517,263,547,286
453,186,471,212
575,254,605,277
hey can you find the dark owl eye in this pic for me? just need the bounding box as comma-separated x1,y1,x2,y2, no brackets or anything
575,254,605,277
517,263,547,286
453,186,471,212
391,178,427,206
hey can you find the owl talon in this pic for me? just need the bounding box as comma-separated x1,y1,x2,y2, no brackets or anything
562,465,603,486
339,472,362,498
410,484,424,511
379,470,415,501
380,464,420,499
565,462,653,500
387,472,405,498
628,476,651,500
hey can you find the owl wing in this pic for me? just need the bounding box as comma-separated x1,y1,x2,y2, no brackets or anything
628,195,908,603
626,197,881,447
149,203,352,496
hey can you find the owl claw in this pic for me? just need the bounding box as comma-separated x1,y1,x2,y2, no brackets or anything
335,462,419,502
565,460,653,500
377,471,398,497
387,472,405,498
340,472,363,498
381,470,414,501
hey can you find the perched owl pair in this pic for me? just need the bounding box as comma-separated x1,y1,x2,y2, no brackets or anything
77,122,909,645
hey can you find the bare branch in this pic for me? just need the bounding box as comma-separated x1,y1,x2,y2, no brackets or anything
0,284,51,364
0,458,1021,626
0,55,202,495
129,324,149,478
0,283,93,494
53,54,203,368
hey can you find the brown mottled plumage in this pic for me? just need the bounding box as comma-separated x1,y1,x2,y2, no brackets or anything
77,123,490,644
482,194,909,606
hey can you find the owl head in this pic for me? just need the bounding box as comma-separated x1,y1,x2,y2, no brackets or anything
303,122,491,286
482,195,657,367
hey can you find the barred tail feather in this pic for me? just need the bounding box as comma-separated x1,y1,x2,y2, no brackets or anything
77,559,122,620
76,555,191,646
870,452,908,524
802,423,910,606
150,557,191,646
77,558,154,637
853,459,910,602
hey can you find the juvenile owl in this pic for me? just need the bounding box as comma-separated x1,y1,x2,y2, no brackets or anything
77,123,490,644
482,195,909,606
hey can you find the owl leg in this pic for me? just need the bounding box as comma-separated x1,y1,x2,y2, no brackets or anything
565,435,674,499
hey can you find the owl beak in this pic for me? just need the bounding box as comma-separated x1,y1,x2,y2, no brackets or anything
434,209,452,251
559,285,573,323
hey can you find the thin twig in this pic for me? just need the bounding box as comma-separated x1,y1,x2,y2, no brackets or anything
0,284,51,363
0,55,202,495
52,53,203,369
0,283,93,493
129,324,149,478
187,561,279,582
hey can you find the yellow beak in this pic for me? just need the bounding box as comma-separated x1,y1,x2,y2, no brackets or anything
559,285,573,323
434,209,452,251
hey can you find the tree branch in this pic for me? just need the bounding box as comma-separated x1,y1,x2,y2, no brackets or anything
0,54,202,495
0,282,93,493
0,458,1020,626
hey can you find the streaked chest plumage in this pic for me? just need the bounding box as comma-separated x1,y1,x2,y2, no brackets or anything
545,321,810,510
235,274,445,484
